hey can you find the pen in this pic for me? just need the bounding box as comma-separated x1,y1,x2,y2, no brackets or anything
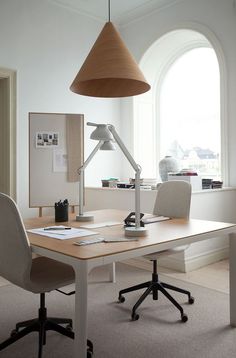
44,227,71,231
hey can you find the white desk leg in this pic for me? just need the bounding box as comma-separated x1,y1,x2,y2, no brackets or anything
229,233,236,326
109,262,116,283
73,261,88,358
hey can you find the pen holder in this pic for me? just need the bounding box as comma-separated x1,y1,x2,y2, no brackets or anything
55,202,69,222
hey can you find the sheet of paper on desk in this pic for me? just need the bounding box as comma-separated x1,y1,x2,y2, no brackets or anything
142,216,170,224
80,221,122,229
27,227,98,240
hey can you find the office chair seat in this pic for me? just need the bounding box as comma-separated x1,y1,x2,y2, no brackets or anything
29,256,75,293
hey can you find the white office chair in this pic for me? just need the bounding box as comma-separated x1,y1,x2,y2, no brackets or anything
0,193,93,358
118,181,194,322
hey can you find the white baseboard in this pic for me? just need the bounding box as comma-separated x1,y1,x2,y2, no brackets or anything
123,246,229,273
184,246,229,272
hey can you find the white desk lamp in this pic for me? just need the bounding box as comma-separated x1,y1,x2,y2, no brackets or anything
77,122,147,237
76,139,115,222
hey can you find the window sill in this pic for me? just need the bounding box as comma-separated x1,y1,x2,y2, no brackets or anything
86,186,236,194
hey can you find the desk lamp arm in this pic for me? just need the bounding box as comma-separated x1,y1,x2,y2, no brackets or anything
108,125,141,229
78,141,104,217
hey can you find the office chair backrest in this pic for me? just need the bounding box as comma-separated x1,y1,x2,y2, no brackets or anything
0,193,32,288
153,180,191,219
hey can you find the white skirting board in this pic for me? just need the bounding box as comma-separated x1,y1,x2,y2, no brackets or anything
123,246,229,273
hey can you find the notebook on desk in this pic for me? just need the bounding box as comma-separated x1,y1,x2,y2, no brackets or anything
80,221,122,229
142,216,170,224
27,226,98,240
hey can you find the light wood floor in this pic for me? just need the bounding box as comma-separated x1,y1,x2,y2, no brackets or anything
0,259,229,293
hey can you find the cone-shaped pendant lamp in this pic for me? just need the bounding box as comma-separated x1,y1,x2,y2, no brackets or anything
70,3,150,98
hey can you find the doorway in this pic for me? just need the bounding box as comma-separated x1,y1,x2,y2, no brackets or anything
0,68,16,200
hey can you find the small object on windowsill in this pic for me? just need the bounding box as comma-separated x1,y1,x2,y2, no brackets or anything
140,185,152,190
117,183,134,189
211,180,223,189
202,179,223,189
202,178,213,189
169,169,198,176
130,178,158,190
129,178,144,185
101,178,119,188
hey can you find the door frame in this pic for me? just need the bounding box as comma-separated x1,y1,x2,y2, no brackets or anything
0,68,16,200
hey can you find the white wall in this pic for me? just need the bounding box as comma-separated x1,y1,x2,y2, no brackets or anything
0,0,122,217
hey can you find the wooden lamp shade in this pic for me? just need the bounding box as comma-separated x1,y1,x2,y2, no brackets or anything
70,22,150,98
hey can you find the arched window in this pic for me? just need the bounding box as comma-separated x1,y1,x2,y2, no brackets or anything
133,29,224,184
160,47,220,178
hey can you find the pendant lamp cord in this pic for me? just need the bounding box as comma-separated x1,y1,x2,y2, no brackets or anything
108,0,111,22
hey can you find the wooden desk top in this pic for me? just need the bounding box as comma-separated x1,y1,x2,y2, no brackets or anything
25,209,236,260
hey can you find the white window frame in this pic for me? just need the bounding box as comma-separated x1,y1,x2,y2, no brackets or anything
133,27,228,185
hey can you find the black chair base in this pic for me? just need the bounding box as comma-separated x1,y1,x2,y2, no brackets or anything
0,293,93,358
118,260,194,322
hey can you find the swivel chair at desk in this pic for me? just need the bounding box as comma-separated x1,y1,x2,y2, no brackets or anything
0,193,93,358
118,180,194,322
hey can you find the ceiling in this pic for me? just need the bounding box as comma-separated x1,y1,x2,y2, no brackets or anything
49,0,180,25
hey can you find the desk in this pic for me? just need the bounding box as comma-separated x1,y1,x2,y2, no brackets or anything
25,209,236,358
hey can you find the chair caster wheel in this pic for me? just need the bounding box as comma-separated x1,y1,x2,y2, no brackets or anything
11,329,18,337
87,339,93,352
66,324,73,332
189,296,195,304
131,313,139,321
181,314,188,323
87,339,93,358
87,349,93,358
119,295,125,303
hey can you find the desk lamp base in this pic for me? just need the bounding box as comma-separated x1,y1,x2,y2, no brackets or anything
125,226,147,237
76,214,94,222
